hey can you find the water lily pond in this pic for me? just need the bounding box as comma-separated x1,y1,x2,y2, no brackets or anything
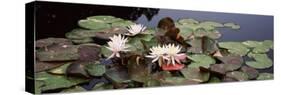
32,1,273,94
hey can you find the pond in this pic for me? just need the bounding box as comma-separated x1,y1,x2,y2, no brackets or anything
32,1,274,94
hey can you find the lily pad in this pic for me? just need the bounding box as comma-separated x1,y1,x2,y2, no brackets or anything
36,45,80,61
87,16,122,23
104,67,131,83
101,46,112,58
178,18,199,25
48,63,71,74
111,20,134,28
66,63,89,78
127,56,151,83
36,38,72,48
71,37,94,44
257,73,273,80
65,29,97,39
226,71,248,81
35,61,67,72
210,64,227,75
35,72,89,91
208,76,221,83
78,19,111,30
180,67,210,82
187,38,203,53
217,55,243,71
162,77,200,85
218,42,249,56
92,83,113,90
61,86,86,93
94,27,127,40
240,66,259,79
245,53,273,69
224,22,240,29
78,44,101,61
85,64,106,76
199,21,224,30
188,54,216,68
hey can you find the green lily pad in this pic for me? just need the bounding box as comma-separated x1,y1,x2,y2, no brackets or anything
104,67,131,83
208,76,221,83
226,71,248,81
101,46,112,58
252,40,273,53
224,22,240,29
92,83,113,90
257,73,273,80
241,66,259,79
199,21,224,30
35,72,89,91
48,63,71,74
202,37,219,54
111,20,134,28
242,40,262,48
71,37,94,44
94,27,127,40
61,86,86,93
78,19,111,30
162,77,200,85
36,45,80,61
85,64,106,76
178,18,199,25
218,42,249,56
65,29,97,39
245,53,273,69
188,54,216,68
87,16,122,23
35,80,44,94
180,67,210,82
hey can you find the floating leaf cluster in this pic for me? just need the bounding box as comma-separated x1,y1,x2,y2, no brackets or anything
33,16,273,94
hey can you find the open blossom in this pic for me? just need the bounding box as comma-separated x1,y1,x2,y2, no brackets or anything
125,24,147,36
106,34,130,59
165,44,187,65
146,44,187,67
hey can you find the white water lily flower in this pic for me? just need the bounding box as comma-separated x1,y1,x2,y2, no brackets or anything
146,44,187,66
125,24,147,36
106,34,130,59
165,44,186,65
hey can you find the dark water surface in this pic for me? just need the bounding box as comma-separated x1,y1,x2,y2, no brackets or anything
34,1,273,73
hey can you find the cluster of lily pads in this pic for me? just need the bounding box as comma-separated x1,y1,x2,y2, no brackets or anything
34,16,273,94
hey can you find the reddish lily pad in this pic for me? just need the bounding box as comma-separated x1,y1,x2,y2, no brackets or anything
226,71,248,81
161,63,185,71
217,55,243,71
36,38,72,48
128,56,151,83
36,45,80,61
78,44,101,61
66,62,90,78
240,66,259,79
